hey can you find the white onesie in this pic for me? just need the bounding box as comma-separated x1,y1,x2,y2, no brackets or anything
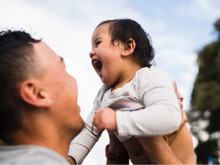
69,66,181,164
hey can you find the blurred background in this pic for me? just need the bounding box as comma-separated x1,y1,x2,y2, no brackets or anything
1,0,220,164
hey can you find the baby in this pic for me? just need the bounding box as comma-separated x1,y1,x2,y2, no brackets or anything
69,18,196,164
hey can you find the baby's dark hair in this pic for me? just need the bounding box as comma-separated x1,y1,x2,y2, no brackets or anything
96,18,155,67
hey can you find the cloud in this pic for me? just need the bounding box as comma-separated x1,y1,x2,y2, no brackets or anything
176,0,220,21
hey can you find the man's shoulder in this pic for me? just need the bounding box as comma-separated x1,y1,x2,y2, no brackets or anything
0,145,69,164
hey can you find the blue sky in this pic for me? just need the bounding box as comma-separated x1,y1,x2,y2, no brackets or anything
1,0,220,164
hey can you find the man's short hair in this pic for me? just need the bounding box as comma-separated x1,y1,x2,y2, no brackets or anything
0,30,41,142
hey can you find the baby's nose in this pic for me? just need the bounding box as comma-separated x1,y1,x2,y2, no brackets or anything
89,48,95,58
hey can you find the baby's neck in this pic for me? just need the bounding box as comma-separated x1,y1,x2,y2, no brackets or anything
111,64,141,91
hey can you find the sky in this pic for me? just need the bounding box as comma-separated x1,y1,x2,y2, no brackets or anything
1,0,220,164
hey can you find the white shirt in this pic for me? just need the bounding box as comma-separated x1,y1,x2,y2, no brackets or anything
0,145,69,164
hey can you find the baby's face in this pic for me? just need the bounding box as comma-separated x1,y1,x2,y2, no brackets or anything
89,23,126,87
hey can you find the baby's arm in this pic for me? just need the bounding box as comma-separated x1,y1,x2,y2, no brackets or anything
117,74,182,137
68,85,107,164
68,109,102,164
93,81,184,136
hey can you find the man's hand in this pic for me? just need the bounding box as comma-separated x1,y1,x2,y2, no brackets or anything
92,108,117,132
173,81,187,130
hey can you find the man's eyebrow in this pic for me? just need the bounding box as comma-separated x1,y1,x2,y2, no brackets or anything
59,56,64,63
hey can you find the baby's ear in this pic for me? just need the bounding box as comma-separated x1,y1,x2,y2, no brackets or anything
121,38,136,56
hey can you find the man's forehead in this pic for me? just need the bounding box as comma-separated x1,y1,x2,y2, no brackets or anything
34,41,49,51
34,41,56,57
33,41,61,66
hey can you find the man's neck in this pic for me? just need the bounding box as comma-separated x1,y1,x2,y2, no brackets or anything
8,128,71,159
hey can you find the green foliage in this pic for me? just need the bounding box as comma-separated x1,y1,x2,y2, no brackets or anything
214,18,220,33
195,139,219,164
193,81,220,111
189,18,220,164
0,139,3,146
207,109,220,133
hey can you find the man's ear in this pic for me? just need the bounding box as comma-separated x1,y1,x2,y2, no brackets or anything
121,38,136,57
19,80,52,108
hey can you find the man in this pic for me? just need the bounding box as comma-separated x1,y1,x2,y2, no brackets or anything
0,30,84,164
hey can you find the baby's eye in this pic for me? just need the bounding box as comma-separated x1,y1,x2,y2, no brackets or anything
95,40,101,46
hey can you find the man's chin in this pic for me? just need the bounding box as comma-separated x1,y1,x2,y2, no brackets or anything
76,119,85,134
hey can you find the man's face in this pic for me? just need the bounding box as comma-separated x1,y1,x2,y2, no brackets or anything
33,42,84,138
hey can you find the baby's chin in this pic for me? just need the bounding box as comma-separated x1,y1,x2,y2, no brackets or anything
103,81,118,89
101,78,111,86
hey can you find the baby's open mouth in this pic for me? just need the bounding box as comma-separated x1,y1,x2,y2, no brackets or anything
92,59,102,72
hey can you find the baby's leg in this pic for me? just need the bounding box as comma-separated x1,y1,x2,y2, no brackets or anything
107,132,151,164
137,125,196,164
107,131,129,164
136,136,184,164
169,125,196,164
122,136,151,164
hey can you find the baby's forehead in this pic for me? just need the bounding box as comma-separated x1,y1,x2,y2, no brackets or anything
92,24,111,39
95,23,110,33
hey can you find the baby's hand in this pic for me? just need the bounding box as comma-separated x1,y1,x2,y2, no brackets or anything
92,108,117,132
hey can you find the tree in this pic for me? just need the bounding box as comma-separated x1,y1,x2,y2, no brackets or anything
189,18,220,164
